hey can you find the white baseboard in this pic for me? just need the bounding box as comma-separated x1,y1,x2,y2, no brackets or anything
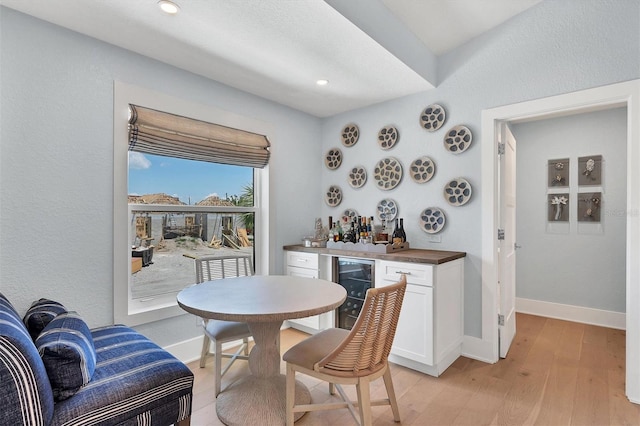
164,335,204,364
163,325,291,364
462,335,496,364
163,335,254,364
516,297,625,330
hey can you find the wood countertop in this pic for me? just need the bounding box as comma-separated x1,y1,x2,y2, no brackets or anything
283,244,466,265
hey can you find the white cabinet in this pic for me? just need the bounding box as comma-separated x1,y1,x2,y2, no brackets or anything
284,251,332,333
376,258,464,377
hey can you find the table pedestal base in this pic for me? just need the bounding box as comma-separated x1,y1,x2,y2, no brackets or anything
216,374,310,425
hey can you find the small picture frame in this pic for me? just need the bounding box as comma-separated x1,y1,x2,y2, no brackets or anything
578,155,602,186
577,192,602,222
548,193,569,222
548,158,569,187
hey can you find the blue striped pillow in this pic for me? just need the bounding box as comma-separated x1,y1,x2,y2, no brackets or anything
23,298,68,341
35,311,97,401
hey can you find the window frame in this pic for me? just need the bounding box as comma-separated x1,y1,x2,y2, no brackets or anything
114,81,270,326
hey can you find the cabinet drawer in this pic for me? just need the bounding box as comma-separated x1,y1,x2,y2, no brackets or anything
286,265,318,279
377,260,433,287
286,251,319,270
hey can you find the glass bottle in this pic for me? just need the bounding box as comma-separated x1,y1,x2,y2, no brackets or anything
335,219,343,242
399,218,407,243
392,218,402,245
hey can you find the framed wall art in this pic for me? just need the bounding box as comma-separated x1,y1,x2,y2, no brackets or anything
578,155,602,186
577,192,602,222
548,193,569,222
548,158,569,187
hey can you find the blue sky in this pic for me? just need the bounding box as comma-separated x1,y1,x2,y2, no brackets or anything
128,152,253,204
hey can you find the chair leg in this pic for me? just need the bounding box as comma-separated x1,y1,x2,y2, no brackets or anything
285,364,296,426
215,339,223,396
382,367,401,422
243,337,250,356
356,377,373,426
329,382,336,395
199,334,211,368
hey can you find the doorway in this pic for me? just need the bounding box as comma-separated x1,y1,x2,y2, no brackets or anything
480,79,640,402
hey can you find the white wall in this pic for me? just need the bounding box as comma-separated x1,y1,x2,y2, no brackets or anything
320,0,640,338
1,0,639,348
512,108,627,313
0,8,321,346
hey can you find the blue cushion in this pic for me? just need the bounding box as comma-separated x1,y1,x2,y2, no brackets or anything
51,325,193,425
36,311,97,401
0,292,55,425
23,298,68,341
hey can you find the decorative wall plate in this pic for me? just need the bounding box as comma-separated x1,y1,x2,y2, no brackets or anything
342,209,358,223
419,207,446,234
324,147,342,170
443,125,472,154
419,104,446,132
373,157,403,191
376,199,398,222
348,165,367,188
409,156,436,183
378,125,399,150
341,123,360,147
325,185,343,207
444,178,472,206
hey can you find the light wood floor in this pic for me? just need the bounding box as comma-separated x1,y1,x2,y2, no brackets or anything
187,313,640,425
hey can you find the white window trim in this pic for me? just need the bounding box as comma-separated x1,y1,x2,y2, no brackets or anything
114,81,271,326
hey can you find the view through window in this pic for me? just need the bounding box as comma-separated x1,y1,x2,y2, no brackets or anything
128,152,255,300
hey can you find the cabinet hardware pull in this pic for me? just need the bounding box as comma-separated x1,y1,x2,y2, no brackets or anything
297,259,308,262
395,271,412,275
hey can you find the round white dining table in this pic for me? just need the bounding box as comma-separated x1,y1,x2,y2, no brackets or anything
177,274,347,426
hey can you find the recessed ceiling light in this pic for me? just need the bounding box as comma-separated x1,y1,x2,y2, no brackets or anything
316,79,329,86
158,0,180,15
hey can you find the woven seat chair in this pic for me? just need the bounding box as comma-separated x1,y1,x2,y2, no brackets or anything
194,254,254,396
283,275,407,426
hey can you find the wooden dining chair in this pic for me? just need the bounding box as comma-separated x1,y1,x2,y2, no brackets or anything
194,254,253,396
283,275,407,426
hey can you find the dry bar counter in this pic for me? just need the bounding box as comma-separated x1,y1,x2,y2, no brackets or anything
283,244,466,377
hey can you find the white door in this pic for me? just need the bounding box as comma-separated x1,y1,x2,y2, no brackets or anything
498,123,517,358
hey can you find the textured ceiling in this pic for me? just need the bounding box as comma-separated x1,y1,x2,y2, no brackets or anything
0,0,542,117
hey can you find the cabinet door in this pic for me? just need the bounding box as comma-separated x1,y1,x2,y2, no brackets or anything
285,265,321,329
391,283,434,365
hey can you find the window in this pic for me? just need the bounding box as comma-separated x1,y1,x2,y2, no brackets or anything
128,156,255,300
114,82,271,326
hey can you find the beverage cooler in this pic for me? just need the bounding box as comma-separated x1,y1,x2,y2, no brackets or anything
332,257,375,330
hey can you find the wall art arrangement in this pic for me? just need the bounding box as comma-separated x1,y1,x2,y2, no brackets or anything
348,165,367,188
548,194,569,222
546,155,603,226
341,123,359,147
324,103,474,236
378,125,399,150
578,155,602,186
443,125,473,154
409,156,435,183
376,198,398,222
578,192,602,222
373,157,403,191
548,158,569,187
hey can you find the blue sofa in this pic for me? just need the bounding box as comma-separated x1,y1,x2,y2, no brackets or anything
0,293,193,425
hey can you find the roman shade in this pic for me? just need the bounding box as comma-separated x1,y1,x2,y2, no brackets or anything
128,105,270,168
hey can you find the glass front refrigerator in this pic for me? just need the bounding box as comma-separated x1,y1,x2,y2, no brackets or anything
332,257,375,330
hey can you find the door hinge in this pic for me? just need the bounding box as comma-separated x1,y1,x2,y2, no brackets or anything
497,228,505,240
498,142,505,155
498,314,505,326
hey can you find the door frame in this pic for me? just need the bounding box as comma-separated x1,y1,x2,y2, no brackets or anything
480,79,640,402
